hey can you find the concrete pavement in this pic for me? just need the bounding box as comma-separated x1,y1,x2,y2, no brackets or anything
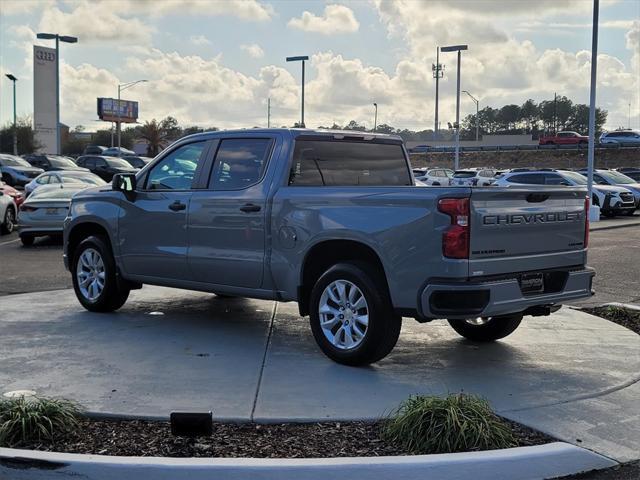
0,286,638,463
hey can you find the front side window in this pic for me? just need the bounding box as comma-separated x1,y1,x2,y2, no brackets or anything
208,139,271,190
146,141,206,190
289,140,411,186
544,174,566,185
36,175,50,185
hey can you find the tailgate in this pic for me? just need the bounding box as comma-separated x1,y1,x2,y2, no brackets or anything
469,187,587,277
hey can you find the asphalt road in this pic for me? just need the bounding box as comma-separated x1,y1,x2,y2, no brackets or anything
1,223,638,304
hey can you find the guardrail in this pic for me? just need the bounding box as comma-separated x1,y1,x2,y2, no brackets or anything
409,143,640,154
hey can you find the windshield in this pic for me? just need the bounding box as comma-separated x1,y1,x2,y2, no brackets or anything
560,171,588,185
598,170,636,185
0,155,31,167
453,171,476,178
105,158,133,168
48,156,78,168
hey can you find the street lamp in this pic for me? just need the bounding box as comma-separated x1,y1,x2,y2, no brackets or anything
117,80,147,150
5,74,18,155
36,32,78,155
441,44,468,170
462,90,479,142
373,103,378,132
586,0,600,221
286,55,309,127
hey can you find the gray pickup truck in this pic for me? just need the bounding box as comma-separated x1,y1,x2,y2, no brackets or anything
63,129,594,365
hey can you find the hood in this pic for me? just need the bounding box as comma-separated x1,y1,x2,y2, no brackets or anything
594,184,633,194
3,165,44,174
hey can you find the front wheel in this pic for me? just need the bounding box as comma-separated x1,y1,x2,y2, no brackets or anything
72,235,130,312
1,206,15,234
448,314,523,342
309,262,401,366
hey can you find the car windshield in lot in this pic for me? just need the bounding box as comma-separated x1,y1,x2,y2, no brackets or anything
598,170,636,185
60,173,106,185
48,156,79,168
0,155,31,167
562,171,588,185
105,158,134,169
289,140,411,186
453,171,476,178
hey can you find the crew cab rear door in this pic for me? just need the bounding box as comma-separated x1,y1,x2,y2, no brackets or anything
468,187,587,277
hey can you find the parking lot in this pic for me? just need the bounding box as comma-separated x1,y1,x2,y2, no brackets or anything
1,217,639,305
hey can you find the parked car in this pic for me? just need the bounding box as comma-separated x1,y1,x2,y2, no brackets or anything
493,169,636,217
0,180,25,208
616,168,640,182
102,147,136,157
599,130,640,145
0,154,44,187
414,168,454,186
0,188,16,234
451,168,496,186
539,131,588,145
18,183,89,246
22,154,89,172
82,145,108,155
409,144,431,153
576,168,640,211
63,128,594,366
121,155,152,169
25,171,107,197
74,155,139,181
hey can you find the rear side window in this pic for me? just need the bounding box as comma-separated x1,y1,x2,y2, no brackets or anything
208,138,272,190
506,173,544,184
289,140,411,186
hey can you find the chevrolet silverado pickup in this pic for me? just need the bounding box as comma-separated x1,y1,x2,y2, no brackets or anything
63,129,594,365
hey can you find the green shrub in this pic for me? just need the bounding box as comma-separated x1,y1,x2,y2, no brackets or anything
0,396,80,447
382,393,516,454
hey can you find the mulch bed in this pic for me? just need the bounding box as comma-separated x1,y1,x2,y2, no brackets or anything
582,306,640,335
13,418,552,458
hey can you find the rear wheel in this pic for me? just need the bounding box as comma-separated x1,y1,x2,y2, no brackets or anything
626,209,637,216
20,234,34,247
447,314,523,342
309,262,401,366
72,235,129,312
1,206,15,234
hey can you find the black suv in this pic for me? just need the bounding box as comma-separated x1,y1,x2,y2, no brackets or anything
82,145,108,155
75,155,138,181
23,154,88,172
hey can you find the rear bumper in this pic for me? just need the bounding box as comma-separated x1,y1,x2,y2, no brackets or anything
420,267,595,319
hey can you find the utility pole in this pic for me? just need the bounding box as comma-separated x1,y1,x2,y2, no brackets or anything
286,56,309,127
629,103,631,129
432,47,444,137
373,103,378,132
586,0,599,220
267,97,271,128
5,74,18,155
441,44,467,170
553,92,558,134
463,90,479,142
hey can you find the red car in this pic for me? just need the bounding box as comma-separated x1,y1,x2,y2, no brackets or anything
539,131,589,145
0,180,24,208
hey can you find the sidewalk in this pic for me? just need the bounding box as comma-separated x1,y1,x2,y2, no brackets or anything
591,214,640,231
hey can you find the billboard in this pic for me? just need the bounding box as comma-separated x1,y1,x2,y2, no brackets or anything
33,45,58,154
97,98,139,123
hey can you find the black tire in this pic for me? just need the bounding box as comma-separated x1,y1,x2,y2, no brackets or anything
71,235,130,312
20,234,34,246
309,262,401,366
1,174,14,187
1,205,15,234
447,314,523,342
602,210,616,218
626,209,636,217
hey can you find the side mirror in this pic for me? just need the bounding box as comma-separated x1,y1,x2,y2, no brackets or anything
112,173,137,195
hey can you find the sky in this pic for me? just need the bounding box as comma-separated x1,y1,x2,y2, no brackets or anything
0,0,638,133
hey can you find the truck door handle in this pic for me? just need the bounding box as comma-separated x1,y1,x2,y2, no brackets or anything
168,201,187,211
240,203,261,213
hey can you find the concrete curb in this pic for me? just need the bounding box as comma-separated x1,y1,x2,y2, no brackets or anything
601,302,640,311
0,443,617,480
590,219,640,231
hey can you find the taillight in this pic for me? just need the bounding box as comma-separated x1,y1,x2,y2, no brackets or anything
20,205,37,212
438,198,470,259
584,196,589,248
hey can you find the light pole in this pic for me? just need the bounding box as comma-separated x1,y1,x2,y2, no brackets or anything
432,46,444,137
36,33,78,154
586,0,599,221
117,80,147,150
462,90,479,142
286,55,309,127
373,103,378,132
441,44,468,170
5,74,18,155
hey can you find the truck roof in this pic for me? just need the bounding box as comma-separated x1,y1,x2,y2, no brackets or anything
176,128,404,144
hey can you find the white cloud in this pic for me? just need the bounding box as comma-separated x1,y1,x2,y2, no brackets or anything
288,4,359,34
119,0,274,21
0,0,55,16
38,1,155,44
241,43,265,58
190,35,211,46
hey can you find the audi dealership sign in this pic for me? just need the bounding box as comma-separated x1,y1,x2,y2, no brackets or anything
33,45,57,154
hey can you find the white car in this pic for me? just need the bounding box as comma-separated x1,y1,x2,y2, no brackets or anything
577,169,640,210
599,130,640,145
414,168,454,186
452,168,496,186
493,169,636,217
25,170,107,196
0,188,16,234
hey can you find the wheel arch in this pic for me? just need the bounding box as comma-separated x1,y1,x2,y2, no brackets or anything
297,239,390,317
67,221,114,268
